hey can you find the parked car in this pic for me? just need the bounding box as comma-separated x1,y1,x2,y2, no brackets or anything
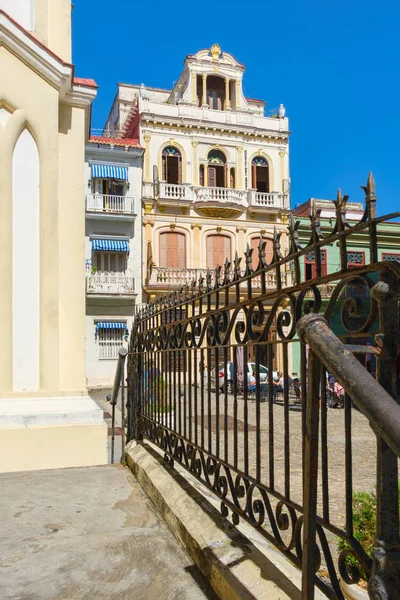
213,362,278,393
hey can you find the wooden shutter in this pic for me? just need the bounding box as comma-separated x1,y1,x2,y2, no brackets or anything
223,236,231,263
207,235,230,269
252,164,257,189
162,155,166,180
230,168,235,189
178,156,182,184
159,233,167,266
251,237,259,271
208,166,216,187
223,165,227,188
206,236,214,269
178,233,186,268
199,165,204,186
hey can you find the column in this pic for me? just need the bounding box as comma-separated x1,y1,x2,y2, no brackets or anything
202,74,207,106
191,223,202,268
236,146,244,189
144,134,151,182
235,80,241,109
191,72,197,104
192,140,199,185
225,78,231,109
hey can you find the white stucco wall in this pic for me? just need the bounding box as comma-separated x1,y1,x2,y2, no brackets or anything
12,128,40,392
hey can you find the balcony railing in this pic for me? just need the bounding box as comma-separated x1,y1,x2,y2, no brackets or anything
147,266,288,290
248,190,281,208
86,193,135,215
194,186,247,205
86,272,135,295
159,182,191,201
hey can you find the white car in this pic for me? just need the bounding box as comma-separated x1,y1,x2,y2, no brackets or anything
214,362,278,393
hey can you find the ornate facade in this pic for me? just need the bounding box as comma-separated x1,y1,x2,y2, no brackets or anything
105,45,291,301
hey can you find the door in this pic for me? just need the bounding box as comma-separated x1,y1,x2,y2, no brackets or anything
159,232,186,268
206,235,231,269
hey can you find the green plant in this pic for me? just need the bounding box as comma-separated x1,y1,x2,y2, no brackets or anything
91,266,98,275
337,487,400,582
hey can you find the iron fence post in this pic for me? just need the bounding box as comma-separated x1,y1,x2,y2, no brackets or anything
298,341,321,600
369,270,400,599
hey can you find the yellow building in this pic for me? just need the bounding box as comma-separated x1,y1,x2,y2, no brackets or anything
0,1,107,472
105,45,291,304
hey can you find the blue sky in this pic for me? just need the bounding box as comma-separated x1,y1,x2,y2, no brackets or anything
72,0,400,215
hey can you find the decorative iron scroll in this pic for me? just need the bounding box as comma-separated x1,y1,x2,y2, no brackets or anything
127,174,400,600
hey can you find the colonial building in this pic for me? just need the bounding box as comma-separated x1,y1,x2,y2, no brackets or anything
0,1,107,472
104,44,291,300
84,136,144,387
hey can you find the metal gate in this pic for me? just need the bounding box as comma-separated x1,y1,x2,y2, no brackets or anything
126,175,400,599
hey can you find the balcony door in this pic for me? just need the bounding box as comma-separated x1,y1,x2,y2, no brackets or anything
207,149,227,188
162,146,182,184
160,232,186,268
206,235,231,269
251,156,270,193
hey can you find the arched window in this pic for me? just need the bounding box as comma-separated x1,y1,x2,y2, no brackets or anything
162,146,182,184
207,149,227,188
159,232,186,268
251,156,270,193
250,236,274,271
206,235,231,269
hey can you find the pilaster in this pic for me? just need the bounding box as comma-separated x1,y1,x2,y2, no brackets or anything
191,223,202,268
192,140,199,185
144,134,151,182
236,146,244,189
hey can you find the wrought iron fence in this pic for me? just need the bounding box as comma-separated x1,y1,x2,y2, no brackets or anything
126,174,400,599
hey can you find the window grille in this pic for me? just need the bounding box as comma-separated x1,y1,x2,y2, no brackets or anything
98,326,126,360
382,253,400,262
346,251,365,266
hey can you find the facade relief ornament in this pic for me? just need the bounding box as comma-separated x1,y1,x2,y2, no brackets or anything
191,223,203,230
210,43,221,60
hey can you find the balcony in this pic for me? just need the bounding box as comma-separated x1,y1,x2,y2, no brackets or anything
248,190,288,213
86,272,135,296
158,183,192,208
86,194,136,220
146,266,288,291
152,183,287,215
193,187,247,217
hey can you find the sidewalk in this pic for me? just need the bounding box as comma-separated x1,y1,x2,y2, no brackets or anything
0,464,216,600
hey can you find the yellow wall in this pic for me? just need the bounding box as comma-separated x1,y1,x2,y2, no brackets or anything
0,46,86,397
35,0,72,63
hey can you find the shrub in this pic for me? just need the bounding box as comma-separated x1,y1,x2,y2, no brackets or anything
337,487,400,582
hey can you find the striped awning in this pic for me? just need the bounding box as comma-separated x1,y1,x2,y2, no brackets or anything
92,239,129,252
95,321,129,338
91,164,128,180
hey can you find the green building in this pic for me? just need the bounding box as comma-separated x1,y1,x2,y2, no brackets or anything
289,198,400,375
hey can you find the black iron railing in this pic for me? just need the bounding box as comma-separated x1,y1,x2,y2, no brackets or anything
126,174,400,599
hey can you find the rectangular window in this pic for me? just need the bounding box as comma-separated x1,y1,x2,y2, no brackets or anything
382,253,400,262
93,251,127,273
304,250,327,280
98,326,126,360
347,251,365,267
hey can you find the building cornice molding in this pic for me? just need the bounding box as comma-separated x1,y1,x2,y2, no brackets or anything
140,119,289,144
0,11,95,108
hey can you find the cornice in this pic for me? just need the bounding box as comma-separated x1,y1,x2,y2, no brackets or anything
140,118,289,144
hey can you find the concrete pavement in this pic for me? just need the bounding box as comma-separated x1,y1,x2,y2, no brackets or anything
0,464,216,600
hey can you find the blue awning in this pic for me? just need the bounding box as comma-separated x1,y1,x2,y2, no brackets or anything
91,164,128,180
92,239,129,252
95,321,129,338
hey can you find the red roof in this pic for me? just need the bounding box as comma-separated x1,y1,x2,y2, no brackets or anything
247,97,266,105
88,136,142,148
74,77,98,89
